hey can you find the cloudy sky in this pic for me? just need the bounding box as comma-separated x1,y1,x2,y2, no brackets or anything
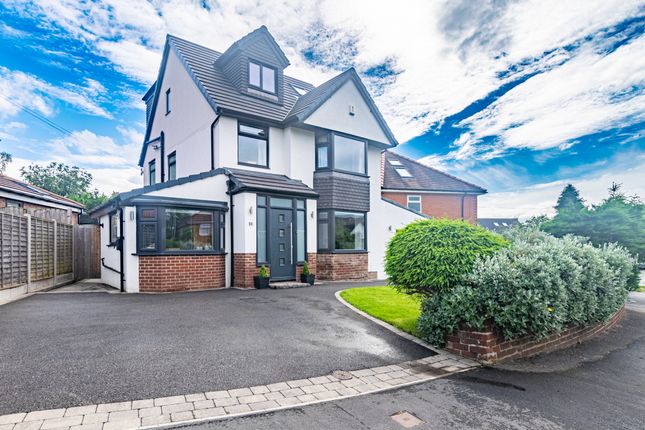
0,0,643,218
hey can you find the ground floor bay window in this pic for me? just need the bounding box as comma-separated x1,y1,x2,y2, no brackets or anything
317,210,366,252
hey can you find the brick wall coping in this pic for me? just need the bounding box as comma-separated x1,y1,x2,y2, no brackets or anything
446,306,626,364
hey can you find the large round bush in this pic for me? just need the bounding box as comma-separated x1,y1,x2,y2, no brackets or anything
385,219,508,296
417,228,637,346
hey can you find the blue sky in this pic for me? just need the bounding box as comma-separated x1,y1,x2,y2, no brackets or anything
0,0,643,218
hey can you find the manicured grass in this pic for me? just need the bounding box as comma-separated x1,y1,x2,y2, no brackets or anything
340,286,422,336
636,285,645,293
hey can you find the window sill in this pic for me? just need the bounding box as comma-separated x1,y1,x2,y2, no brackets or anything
133,251,227,256
238,161,270,169
314,169,369,178
317,250,368,254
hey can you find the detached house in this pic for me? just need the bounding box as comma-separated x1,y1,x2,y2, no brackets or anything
90,26,477,293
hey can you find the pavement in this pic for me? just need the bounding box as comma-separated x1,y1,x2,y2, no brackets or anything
627,291,645,313
180,309,645,430
0,281,429,415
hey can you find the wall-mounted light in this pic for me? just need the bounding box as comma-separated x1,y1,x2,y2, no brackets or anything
348,104,355,116
310,211,314,219
388,225,393,232
129,211,135,221
249,206,254,215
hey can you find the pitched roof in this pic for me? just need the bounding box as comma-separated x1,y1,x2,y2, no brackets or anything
0,175,84,209
216,25,290,67
382,151,486,194
89,168,317,217
141,28,397,164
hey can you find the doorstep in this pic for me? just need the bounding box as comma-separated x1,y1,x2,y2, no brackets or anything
269,281,312,289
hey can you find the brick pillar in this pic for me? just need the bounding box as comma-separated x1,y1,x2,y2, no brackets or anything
234,253,266,288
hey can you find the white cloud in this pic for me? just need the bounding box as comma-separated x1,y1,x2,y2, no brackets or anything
478,154,645,219
0,66,112,119
7,0,642,143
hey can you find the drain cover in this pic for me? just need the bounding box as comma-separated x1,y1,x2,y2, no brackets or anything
331,370,353,380
391,411,424,428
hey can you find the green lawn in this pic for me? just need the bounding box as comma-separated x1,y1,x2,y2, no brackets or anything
636,285,645,293
340,286,422,336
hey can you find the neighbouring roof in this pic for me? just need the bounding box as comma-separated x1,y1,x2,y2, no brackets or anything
89,167,317,218
382,152,487,194
0,175,84,210
141,27,397,164
478,218,519,232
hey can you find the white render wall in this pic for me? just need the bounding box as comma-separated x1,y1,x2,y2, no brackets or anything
143,48,217,186
366,147,424,278
304,80,390,146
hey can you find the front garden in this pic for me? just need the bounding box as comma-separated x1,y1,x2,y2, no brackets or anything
343,219,639,361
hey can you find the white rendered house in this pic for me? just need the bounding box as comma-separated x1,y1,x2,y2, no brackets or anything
90,26,423,292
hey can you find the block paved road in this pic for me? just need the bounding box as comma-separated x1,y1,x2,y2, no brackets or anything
0,282,429,415
178,310,645,430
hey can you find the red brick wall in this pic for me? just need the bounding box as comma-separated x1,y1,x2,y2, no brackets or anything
446,306,626,363
382,192,478,224
139,254,226,292
317,253,369,281
233,253,262,289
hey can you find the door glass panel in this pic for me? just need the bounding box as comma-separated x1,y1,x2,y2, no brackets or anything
279,243,285,251
270,197,293,208
280,258,285,266
279,229,285,237
297,210,305,262
257,207,267,262
279,214,285,223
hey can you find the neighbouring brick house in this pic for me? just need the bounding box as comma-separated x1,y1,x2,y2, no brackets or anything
381,152,486,223
90,26,427,292
0,175,84,224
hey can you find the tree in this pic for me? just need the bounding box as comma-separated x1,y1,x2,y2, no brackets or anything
555,184,585,212
21,162,92,197
543,183,645,263
0,152,12,174
20,162,110,210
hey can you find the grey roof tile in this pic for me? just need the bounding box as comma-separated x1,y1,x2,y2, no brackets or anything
0,175,84,209
382,151,486,193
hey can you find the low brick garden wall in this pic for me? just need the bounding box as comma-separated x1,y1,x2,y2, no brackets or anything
446,306,626,363
317,252,369,281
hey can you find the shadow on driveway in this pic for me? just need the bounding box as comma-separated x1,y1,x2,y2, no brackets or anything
0,282,429,414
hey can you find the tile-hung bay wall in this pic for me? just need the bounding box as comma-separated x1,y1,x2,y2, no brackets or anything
0,209,74,304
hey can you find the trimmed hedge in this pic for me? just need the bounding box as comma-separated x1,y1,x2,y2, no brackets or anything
417,229,636,346
385,219,508,296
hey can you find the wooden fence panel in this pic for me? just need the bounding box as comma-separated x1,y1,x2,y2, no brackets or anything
74,224,100,280
0,212,29,289
30,218,54,281
57,224,73,275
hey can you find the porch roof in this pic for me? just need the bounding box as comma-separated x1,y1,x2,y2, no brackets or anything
227,168,318,198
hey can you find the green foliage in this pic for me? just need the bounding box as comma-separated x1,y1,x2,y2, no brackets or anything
555,184,585,212
258,265,269,278
302,261,310,276
0,152,12,174
385,219,508,296
543,183,645,262
417,229,636,346
70,189,112,211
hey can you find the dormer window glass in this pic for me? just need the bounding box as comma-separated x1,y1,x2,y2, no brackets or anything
249,61,276,94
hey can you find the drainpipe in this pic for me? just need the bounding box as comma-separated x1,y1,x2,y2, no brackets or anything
210,117,219,171
118,207,125,292
228,176,235,288
160,132,165,182
460,193,466,221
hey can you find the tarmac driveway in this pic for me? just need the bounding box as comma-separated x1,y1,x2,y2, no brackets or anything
0,282,429,415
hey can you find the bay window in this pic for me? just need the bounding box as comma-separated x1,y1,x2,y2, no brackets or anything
317,210,366,252
136,206,225,254
315,132,366,174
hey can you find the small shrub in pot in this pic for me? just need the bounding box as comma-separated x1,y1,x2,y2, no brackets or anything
254,265,270,289
300,261,315,285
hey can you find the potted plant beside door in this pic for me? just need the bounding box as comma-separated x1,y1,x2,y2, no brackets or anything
300,261,315,285
254,265,270,289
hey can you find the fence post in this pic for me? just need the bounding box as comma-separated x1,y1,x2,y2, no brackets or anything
26,214,32,291
53,219,57,288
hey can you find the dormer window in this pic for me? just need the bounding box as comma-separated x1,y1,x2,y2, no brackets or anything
249,61,276,94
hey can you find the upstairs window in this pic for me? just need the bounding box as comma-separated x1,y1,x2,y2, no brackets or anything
315,132,366,175
148,159,156,185
165,88,171,115
238,123,268,167
249,61,276,94
407,195,421,212
168,152,176,181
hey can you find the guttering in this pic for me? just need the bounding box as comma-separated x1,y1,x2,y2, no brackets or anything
227,175,235,288
381,188,486,195
460,194,466,220
160,131,165,183
210,116,220,170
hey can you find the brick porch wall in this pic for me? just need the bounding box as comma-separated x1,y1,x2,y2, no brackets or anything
317,252,369,281
233,253,262,289
296,253,317,280
139,254,226,293
446,306,626,363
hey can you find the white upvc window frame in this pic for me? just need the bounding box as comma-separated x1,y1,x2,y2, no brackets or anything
407,195,422,212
